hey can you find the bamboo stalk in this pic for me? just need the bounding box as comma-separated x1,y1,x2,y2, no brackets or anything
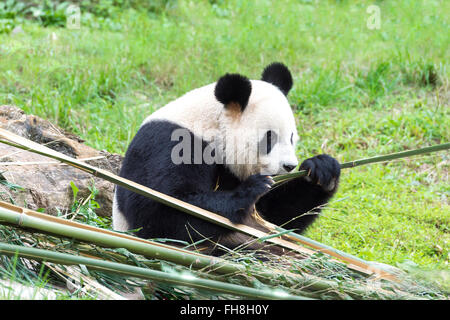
0,200,239,275
273,142,450,184
0,155,105,166
0,242,309,300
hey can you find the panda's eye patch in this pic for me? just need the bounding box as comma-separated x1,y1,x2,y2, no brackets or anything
259,130,278,155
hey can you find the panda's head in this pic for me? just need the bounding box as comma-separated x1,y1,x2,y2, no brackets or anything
213,62,299,180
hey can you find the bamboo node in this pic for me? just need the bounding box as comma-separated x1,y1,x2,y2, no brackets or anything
17,211,25,226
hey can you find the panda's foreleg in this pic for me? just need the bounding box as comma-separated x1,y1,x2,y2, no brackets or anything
256,154,340,233
182,174,274,225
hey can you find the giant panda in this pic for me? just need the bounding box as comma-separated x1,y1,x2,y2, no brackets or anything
112,62,341,255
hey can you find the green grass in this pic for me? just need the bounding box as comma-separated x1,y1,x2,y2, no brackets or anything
0,0,448,273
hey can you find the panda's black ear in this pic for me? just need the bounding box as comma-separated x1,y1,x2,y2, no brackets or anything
261,62,293,96
214,73,252,112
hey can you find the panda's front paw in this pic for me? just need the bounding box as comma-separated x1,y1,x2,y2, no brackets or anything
240,174,274,199
228,175,273,224
300,154,340,193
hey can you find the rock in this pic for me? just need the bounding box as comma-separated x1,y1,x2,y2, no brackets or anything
0,105,123,217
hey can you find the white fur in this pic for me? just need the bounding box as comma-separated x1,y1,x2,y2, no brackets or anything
112,191,129,231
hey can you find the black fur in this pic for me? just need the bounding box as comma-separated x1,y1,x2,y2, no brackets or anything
258,130,277,155
116,120,340,255
214,73,252,111
261,62,293,96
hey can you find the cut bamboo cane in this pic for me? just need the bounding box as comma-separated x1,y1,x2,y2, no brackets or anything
0,200,240,275
273,142,450,184
0,155,105,166
0,128,395,279
0,242,309,300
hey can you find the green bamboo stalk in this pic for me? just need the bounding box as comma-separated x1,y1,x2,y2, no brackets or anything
0,203,237,275
273,142,450,184
0,242,309,300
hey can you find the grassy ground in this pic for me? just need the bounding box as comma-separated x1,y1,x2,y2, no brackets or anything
0,0,448,274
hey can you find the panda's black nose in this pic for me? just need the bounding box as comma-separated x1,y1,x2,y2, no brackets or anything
283,164,296,172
